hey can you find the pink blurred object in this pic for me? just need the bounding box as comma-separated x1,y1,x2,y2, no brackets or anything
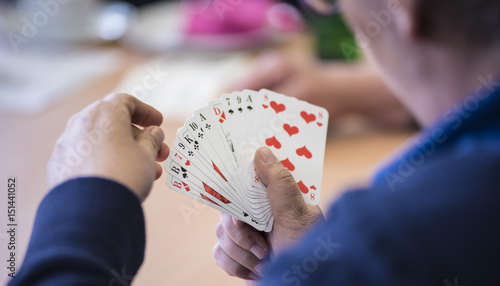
181,0,303,50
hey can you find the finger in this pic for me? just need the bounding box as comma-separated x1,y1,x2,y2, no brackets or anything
219,212,269,260
235,51,292,91
104,93,163,127
245,280,260,286
133,126,169,162
255,147,325,251
213,243,260,281
215,222,267,277
132,125,141,136
135,126,165,160
254,147,308,216
232,216,246,228
155,163,162,180
156,143,170,162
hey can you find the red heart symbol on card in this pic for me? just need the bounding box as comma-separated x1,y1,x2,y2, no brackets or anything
283,124,299,136
301,111,316,124
296,146,312,159
310,185,317,190
280,158,295,171
265,136,282,149
185,160,191,166
297,180,309,194
262,104,269,109
270,101,286,114
317,122,323,127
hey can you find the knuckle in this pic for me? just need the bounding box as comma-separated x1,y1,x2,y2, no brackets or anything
55,136,65,147
66,113,79,127
236,250,253,267
107,92,130,101
212,243,223,262
272,163,295,183
232,264,249,279
231,229,245,245
215,222,225,240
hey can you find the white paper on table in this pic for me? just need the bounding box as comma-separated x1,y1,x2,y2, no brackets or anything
114,52,251,120
0,47,120,115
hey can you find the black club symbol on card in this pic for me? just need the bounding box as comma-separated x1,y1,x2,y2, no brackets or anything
188,151,194,156
205,124,211,130
194,141,200,150
198,133,203,138
181,167,188,178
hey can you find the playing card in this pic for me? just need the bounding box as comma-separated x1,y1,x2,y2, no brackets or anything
257,89,328,204
165,89,328,232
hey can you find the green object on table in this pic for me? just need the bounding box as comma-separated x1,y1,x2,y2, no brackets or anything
306,13,361,61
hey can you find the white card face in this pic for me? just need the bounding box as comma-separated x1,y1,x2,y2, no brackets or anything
258,89,329,205
165,89,329,232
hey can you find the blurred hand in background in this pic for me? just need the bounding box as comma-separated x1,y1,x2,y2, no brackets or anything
236,50,415,130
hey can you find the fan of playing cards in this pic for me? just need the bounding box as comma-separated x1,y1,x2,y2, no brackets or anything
165,89,329,232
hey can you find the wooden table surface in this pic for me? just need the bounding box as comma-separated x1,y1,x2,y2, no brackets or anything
0,41,413,286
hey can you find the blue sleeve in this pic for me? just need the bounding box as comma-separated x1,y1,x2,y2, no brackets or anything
261,152,500,286
8,177,145,286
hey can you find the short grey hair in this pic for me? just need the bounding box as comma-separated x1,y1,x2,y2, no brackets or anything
417,0,500,46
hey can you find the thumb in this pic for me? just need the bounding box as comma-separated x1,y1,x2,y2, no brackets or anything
136,126,165,159
254,147,309,220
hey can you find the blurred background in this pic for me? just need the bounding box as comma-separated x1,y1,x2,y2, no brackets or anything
0,0,413,285
0,0,358,116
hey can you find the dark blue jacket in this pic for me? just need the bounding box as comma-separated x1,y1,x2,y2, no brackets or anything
9,86,500,285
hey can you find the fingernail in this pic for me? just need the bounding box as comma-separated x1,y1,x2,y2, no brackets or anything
254,263,267,277
259,147,278,164
251,244,267,260
154,126,164,138
232,216,239,226
147,126,162,142
248,272,260,280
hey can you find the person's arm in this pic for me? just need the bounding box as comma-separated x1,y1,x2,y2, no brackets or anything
9,178,145,286
236,51,414,130
9,94,169,286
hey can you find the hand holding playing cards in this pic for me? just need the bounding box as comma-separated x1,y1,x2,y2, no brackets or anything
47,93,170,202
213,147,324,282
